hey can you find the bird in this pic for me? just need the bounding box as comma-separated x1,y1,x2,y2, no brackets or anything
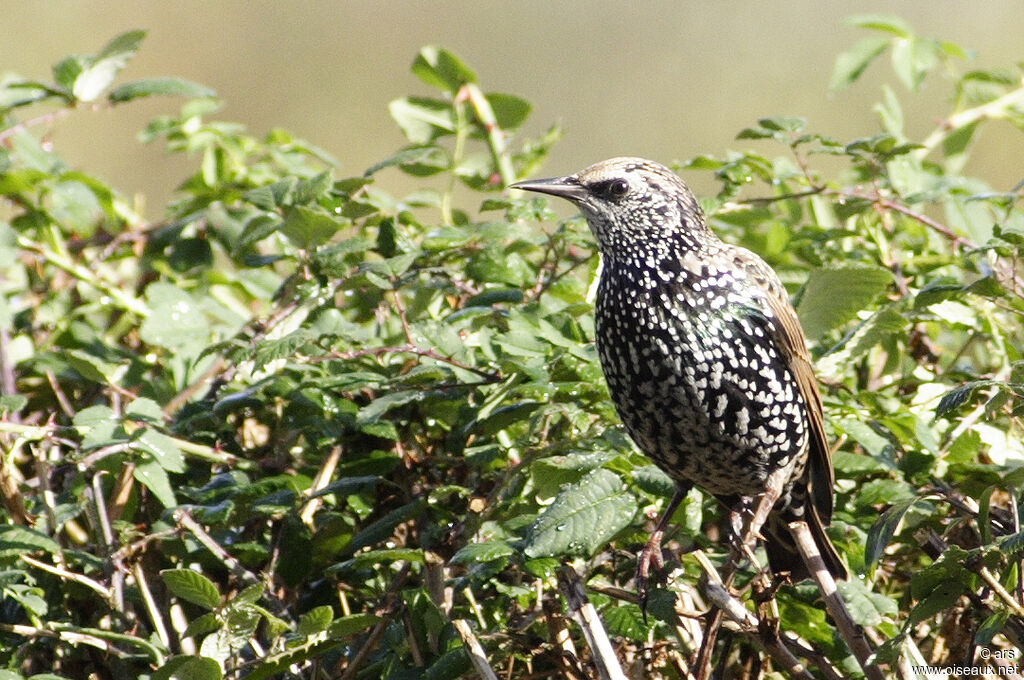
511,157,846,608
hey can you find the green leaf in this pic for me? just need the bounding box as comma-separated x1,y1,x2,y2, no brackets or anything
152,655,222,680
602,603,650,641
865,495,929,567
0,394,28,415
139,283,208,351
524,468,636,558
797,265,892,337
296,605,334,636
846,14,913,37
73,30,147,101
451,541,515,565
836,578,898,627
134,455,177,508
134,429,186,473
280,205,341,249
891,37,938,91
389,96,455,144
328,612,381,637
0,525,62,557
486,93,531,130
161,569,222,610
830,36,889,90
125,397,164,423
45,179,104,236
411,46,477,93
935,380,996,418
109,77,216,103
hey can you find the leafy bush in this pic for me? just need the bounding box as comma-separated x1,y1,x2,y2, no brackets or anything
1,17,1023,679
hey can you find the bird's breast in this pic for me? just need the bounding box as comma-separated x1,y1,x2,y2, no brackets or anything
593,261,809,496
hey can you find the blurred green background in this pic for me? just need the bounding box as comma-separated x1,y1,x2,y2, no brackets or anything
3,1,1022,219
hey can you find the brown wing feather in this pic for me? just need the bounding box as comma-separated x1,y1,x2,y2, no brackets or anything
736,252,834,523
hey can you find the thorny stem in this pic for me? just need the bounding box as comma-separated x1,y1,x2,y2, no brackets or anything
915,84,1024,163
326,343,501,382
19,236,150,318
0,107,73,143
461,83,516,187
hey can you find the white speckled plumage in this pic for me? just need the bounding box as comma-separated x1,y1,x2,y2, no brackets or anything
512,157,845,581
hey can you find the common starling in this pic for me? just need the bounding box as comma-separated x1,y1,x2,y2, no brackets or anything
511,157,846,602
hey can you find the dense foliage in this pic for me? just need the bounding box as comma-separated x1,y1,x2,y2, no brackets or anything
1,17,1023,679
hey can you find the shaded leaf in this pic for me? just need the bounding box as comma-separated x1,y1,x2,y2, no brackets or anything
161,569,221,610
412,46,477,93
798,265,892,337
152,656,222,680
525,468,636,558
830,36,889,90
865,495,929,567
109,77,215,103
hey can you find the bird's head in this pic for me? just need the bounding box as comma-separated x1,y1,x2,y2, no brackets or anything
510,157,710,256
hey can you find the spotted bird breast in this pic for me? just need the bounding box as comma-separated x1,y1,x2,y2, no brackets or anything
593,255,810,497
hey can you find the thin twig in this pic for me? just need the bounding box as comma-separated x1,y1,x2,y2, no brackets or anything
132,561,173,651
453,619,500,680
789,520,884,680
0,107,73,143
336,562,411,680
299,444,342,527
20,554,110,599
460,83,515,187
692,551,816,680
173,509,261,588
556,566,628,680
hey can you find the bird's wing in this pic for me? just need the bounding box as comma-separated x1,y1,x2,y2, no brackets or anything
736,252,834,524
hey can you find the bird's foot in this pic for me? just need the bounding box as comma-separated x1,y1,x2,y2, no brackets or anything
636,532,666,620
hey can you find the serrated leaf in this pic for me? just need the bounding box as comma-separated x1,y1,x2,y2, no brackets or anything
935,380,996,418
328,612,381,638
310,475,380,499
162,569,222,610
389,96,455,144
976,610,1011,646
183,611,220,639
125,397,164,422
296,605,334,636
847,14,912,37
524,468,636,558
45,180,104,236
152,655,222,680
72,30,147,101
0,525,61,557
865,495,928,567
486,93,531,130
892,37,938,91
134,455,177,508
280,205,340,249
758,116,806,132
601,603,650,641
411,46,477,93
830,36,890,90
451,541,515,565
134,429,185,473
140,283,208,351
836,578,898,627
109,77,215,103
798,265,892,337
0,394,27,415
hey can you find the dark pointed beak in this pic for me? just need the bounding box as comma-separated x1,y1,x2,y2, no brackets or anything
509,176,588,202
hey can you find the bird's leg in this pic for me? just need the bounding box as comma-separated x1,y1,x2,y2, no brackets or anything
733,467,788,567
636,485,689,617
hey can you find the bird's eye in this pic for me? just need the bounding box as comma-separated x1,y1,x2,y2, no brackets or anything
596,178,629,200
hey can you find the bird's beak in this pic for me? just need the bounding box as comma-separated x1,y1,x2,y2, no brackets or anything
509,176,588,202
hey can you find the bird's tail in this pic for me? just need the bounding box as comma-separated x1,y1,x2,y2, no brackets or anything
763,507,847,582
